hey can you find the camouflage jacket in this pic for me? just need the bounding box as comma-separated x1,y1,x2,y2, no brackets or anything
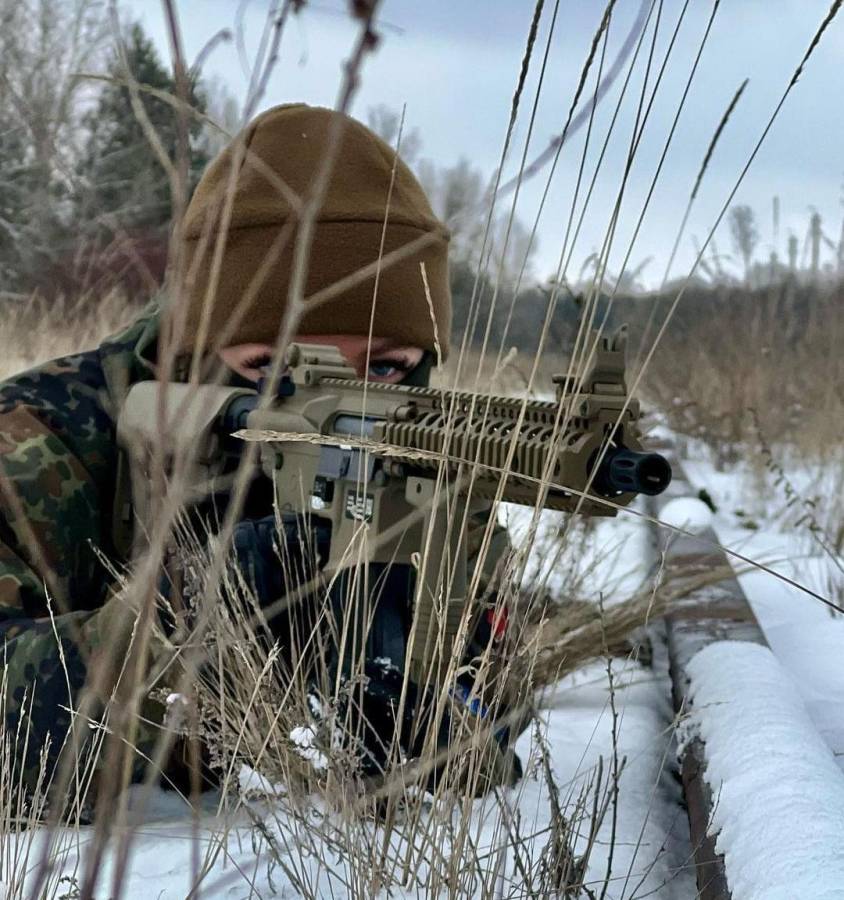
0,307,161,790
0,308,511,793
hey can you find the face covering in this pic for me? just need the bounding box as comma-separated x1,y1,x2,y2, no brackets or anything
399,350,434,387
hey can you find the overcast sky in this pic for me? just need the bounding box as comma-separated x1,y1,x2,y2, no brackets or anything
126,0,844,287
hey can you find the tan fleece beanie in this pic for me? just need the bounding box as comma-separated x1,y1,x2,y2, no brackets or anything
177,103,452,358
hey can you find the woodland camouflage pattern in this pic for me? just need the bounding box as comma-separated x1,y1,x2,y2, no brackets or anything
0,307,159,790
0,306,510,793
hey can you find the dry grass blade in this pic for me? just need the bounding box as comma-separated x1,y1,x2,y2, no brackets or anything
4,1,841,897
789,0,843,88
260,0,383,406
528,564,736,688
658,77,749,290
506,0,651,190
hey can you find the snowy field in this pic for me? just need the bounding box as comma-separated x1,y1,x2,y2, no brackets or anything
4,510,698,899
679,449,844,899
8,656,694,898
8,445,842,899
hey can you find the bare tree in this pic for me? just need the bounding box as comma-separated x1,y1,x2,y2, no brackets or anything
728,204,758,285
366,102,421,164
199,74,241,160
0,0,107,291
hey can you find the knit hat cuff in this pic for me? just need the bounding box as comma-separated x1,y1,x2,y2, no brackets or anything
178,219,451,358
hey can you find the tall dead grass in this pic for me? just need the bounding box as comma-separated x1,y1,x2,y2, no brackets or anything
0,284,705,898
0,292,144,382
642,280,844,579
2,0,842,897
642,281,844,464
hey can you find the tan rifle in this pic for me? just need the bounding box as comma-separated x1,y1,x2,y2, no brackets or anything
116,328,670,683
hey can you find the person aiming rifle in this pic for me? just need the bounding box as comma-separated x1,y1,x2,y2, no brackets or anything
0,104,669,809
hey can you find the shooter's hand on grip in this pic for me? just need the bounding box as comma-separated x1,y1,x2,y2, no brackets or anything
232,515,285,611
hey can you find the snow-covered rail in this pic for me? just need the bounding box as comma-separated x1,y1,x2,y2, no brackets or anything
649,442,768,900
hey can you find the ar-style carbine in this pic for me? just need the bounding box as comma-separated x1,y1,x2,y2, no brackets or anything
117,328,670,682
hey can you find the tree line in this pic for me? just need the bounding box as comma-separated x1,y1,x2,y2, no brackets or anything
0,0,545,327
0,0,225,300
2,0,838,361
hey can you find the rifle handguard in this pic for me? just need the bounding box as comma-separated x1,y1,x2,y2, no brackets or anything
116,329,672,689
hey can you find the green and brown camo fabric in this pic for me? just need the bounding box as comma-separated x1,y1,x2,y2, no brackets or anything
0,309,159,790
0,306,512,795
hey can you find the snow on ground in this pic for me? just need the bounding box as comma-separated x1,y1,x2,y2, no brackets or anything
682,452,844,766
12,656,693,899
674,445,844,897
687,642,844,900
7,507,696,899
523,657,694,899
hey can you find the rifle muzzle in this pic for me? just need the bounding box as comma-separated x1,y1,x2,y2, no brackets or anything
591,447,672,497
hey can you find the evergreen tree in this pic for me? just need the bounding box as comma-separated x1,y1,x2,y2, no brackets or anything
0,117,31,291
0,0,106,294
0,118,69,295
77,22,207,239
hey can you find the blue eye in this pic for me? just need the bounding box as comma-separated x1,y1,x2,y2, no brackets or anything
369,361,399,378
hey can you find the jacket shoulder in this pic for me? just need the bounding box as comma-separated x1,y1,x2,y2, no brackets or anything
0,303,160,437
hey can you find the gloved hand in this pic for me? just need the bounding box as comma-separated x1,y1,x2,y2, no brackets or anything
353,658,448,779
231,514,285,609
297,660,447,786
156,516,283,633
354,603,523,793
300,658,521,795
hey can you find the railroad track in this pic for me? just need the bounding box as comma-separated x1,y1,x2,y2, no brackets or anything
648,440,769,900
